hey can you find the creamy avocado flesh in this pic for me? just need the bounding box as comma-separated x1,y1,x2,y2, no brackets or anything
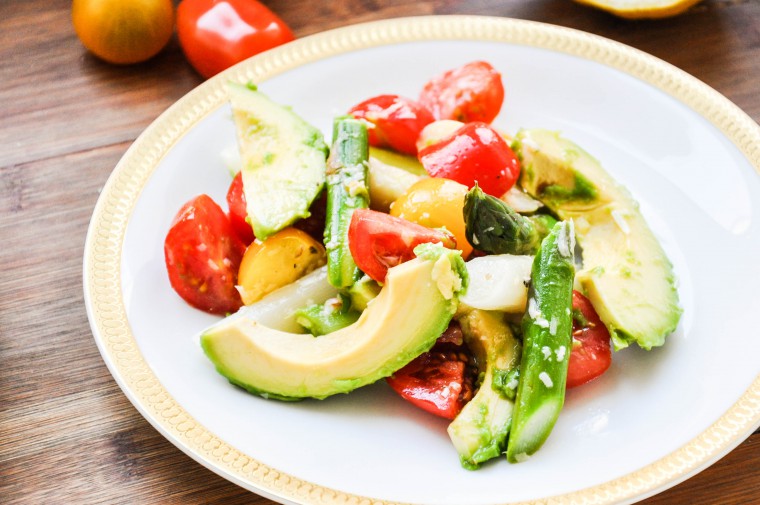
513,129,681,350
448,309,521,469
229,83,328,239
201,245,468,400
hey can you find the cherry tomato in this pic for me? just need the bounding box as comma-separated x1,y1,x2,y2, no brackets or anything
349,95,434,155
387,323,475,420
177,0,295,79
164,194,246,315
418,122,520,197
418,61,504,123
72,0,174,64
390,177,473,259
347,209,456,283
226,172,254,245
236,228,326,305
567,291,612,388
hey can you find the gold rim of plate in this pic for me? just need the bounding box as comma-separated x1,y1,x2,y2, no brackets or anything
84,15,760,505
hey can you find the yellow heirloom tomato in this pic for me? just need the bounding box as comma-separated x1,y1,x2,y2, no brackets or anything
237,228,326,305
72,0,174,65
390,177,473,258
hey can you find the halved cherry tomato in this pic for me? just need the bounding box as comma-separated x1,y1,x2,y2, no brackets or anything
349,95,434,155
567,291,612,388
236,228,326,305
347,208,456,283
418,122,520,197
176,0,295,79
164,194,246,315
387,323,475,420
226,172,254,245
390,177,473,259
418,61,504,124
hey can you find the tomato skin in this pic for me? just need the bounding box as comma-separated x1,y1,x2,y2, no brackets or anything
349,95,434,155
418,61,504,124
176,0,295,79
226,172,254,245
72,0,174,65
387,323,473,420
418,122,520,197
236,228,326,305
347,209,456,283
164,194,246,315
390,177,473,259
567,291,612,388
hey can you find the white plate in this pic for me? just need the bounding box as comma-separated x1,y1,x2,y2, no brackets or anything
84,16,760,505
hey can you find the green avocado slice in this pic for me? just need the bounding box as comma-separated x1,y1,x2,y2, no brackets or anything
200,245,468,400
447,309,521,469
513,129,682,350
228,83,328,240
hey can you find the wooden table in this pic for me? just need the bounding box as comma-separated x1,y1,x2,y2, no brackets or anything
2,1,758,503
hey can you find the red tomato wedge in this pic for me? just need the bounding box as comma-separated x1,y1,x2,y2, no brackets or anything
226,172,254,245
348,94,434,155
567,291,613,388
418,122,520,197
347,208,456,283
164,194,246,315
387,323,475,420
177,0,295,79
418,61,504,124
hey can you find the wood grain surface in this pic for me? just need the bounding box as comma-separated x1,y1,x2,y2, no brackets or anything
1,0,758,503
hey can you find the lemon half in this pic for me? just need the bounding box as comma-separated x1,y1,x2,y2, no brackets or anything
574,0,703,19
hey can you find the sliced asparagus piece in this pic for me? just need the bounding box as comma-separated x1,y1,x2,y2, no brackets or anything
295,294,361,336
506,220,575,463
464,184,556,255
324,117,370,288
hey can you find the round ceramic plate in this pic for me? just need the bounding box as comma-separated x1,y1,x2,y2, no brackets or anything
84,16,760,505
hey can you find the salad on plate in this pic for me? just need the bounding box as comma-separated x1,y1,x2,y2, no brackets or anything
162,61,682,469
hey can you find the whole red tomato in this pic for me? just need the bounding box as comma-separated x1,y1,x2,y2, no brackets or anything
177,0,295,79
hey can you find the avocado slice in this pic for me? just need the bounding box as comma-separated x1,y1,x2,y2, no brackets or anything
201,245,468,400
448,309,521,469
367,147,426,212
229,83,328,239
513,129,682,350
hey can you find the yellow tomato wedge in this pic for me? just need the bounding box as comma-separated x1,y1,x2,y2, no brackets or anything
237,228,327,305
573,0,702,19
390,177,473,259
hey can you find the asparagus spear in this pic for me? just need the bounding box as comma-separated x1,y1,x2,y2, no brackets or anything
324,117,370,288
506,220,575,463
295,294,360,336
463,184,556,255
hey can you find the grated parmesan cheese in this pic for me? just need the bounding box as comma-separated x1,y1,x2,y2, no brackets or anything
556,346,567,362
528,298,541,319
539,372,554,388
611,209,630,235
